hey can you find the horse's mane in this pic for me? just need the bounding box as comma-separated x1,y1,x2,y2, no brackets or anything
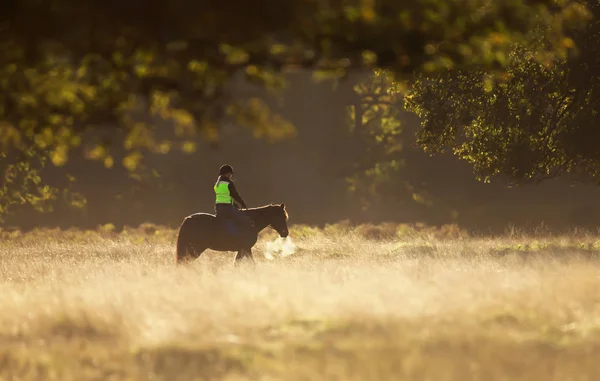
245,203,288,220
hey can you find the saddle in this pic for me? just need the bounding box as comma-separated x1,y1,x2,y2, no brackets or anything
215,215,245,238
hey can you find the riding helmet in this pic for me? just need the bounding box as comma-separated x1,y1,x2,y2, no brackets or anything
219,164,234,175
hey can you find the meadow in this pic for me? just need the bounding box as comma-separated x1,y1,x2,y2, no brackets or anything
1,221,600,380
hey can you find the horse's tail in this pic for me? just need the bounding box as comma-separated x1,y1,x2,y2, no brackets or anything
176,217,193,265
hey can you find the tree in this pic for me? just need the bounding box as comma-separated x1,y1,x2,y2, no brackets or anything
345,70,465,222
404,1,600,185
344,70,422,209
0,0,591,219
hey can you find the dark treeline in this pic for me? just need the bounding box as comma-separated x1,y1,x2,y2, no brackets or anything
5,72,600,233
1,0,599,232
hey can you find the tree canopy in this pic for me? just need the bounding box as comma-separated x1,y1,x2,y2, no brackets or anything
404,0,600,185
0,0,593,219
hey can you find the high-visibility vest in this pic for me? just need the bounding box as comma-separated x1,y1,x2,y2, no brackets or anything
214,181,233,204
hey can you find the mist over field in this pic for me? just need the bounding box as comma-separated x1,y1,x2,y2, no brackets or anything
2,224,600,380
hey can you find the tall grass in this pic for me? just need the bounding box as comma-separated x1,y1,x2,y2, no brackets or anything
1,223,600,380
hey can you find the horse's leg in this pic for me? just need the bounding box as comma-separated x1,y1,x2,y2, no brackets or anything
176,249,192,265
234,250,245,267
246,248,256,264
234,248,254,267
177,246,206,265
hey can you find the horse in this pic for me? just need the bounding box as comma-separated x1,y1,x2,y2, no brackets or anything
175,203,289,265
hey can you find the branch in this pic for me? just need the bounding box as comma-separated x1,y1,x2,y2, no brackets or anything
545,87,580,141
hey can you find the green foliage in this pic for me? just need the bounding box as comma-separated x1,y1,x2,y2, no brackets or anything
346,70,444,213
0,0,593,218
0,148,89,222
345,70,408,208
0,149,56,221
404,1,600,184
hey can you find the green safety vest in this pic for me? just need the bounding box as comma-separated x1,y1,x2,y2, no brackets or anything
214,181,233,204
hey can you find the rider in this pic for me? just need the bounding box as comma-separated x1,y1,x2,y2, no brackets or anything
214,164,254,232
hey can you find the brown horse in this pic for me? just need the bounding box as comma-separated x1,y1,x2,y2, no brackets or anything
175,203,289,265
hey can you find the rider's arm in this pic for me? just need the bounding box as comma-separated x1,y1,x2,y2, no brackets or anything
228,182,247,209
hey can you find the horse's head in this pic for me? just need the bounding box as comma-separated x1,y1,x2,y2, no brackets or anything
269,203,289,238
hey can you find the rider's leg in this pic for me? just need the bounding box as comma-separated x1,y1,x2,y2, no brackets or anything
231,206,254,228
215,204,230,219
216,204,253,233
215,204,238,234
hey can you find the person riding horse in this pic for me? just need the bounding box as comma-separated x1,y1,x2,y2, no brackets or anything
214,164,254,235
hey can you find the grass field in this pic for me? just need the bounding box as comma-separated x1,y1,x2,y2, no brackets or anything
1,222,600,380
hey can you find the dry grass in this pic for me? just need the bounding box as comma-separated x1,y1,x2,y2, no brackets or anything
1,223,600,380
